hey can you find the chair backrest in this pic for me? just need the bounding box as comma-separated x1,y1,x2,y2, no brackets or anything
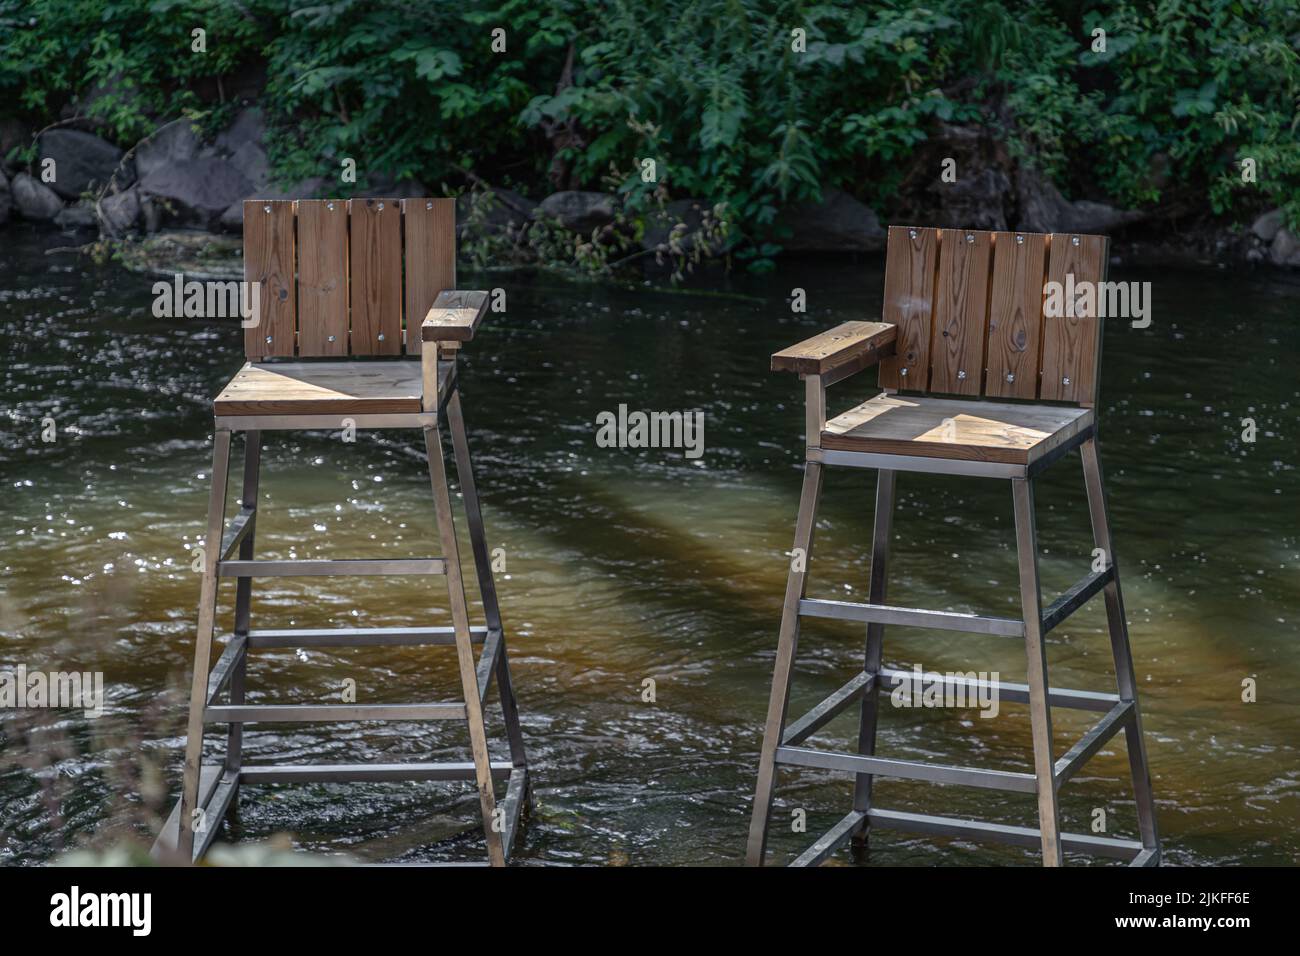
242,197,456,360
877,225,1110,407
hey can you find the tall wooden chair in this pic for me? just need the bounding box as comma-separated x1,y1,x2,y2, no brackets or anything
747,226,1160,867
153,198,529,866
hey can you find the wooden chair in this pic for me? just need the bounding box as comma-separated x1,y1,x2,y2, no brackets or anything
746,226,1160,867
153,198,529,866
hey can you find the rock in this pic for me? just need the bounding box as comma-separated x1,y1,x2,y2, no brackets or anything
0,169,10,226
38,129,130,199
138,157,253,229
55,201,97,231
215,176,331,232
1252,209,1283,244
1269,228,1300,267
456,187,537,238
355,175,427,199
215,107,265,155
228,140,270,190
134,119,202,180
1016,163,1143,234
11,172,63,220
906,124,1014,231
536,190,618,233
775,189,886,252
99,186,142,237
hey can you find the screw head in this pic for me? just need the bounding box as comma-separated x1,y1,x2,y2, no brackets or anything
965,233,974,243
1071,236,1080,246
957,370,967,380
1006,372,1015,383
1016,234,1025,245
327,335,336,342
263,204,271,214
265,336,272,344
327,201,335,211
1063,376,1071,386
377,201,385,211
377,333,385,341
426,200,433,210
900,367,909,377
908,229,917,240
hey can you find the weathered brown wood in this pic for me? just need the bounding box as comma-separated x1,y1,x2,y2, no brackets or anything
214,361,424,416
878,226,939,391
929,229,991,396
402,198,457,356
295,200,348,356
771,321,897,375
1040,233,1108,405
421,290,490,342
243,200,296,359
348,198,402,355
985,232,1048,400
821,392,1093,465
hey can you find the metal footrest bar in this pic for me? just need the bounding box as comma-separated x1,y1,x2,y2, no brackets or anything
204,702,467,723
865,807,1147,862
247,625,489,648
206,636,247,706
800,597,1024,637
220,507,255,561
500,767,529,862
782,672,874,746
476,626,503,706
219,558,447,577
237,761,514,783
1054,700,1134,785
877,667,1119,713
790,810,867,867
775,745,1039,793
1042,566,1114,633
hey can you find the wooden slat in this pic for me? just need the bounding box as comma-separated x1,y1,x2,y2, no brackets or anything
985,232,1048,400
421,290,490,342
878,226,938,391
295,200,348,356
402,198,456,355
348,198,402,355
771,321,896,375
929,229,991,396
214,361,423,416
242,199,296,359
1040,233,1108,405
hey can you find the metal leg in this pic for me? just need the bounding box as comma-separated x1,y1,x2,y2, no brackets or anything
1012,477,1063,866
178,428,233,859
446,389,529,776
851,468,896,857
424,422,505,867
226,431,262,785
1080,438,1160,857
747,460,825,866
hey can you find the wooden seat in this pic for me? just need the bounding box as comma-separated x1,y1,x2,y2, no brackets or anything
214,359,454,417
822,393,1092,465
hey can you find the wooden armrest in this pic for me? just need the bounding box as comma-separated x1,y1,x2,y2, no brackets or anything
771,321,896,375
421,290,489,342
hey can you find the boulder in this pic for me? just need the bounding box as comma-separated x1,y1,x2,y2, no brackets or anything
55,201,97,231
11,172,63,220
0,169,10,226
775,189,885,252
229,140,270,190
1269,228,1300,267
907,124,1014,231
138,157,253,230
215,107,265,155
38,129,130,199
1015,163,1143,235
99,186,142,236
1251,209,1283,244
355,175,427,199
215,176,331,231
536,190,617,233
456,187,537,239
134,119,202,180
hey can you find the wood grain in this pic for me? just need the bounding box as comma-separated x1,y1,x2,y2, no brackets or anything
878,225,939,391
985,232,1048,400
1040,233,1108,405
771,320,896,374
295,200,348,356
929,229,991,396
402,197,456,355
348,198,402,355
242,199,296,359
214,360,426,416
421,289,490,342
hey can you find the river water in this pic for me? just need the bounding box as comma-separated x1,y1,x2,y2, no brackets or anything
1,225,1297,865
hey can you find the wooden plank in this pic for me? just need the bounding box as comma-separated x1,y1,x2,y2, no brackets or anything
929,229,991,396
878,225,938,391
295,199,348,356
820,392,1092,465
242,199,296,359
402,198,456,355
214,361,423,416
771,321,896,375
421,290,490,342
984,231,1048,400
1040,233,1108,405
348,198,402,355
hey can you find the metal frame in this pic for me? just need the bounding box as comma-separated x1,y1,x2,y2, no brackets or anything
747,384,1160,868
152,352,530,866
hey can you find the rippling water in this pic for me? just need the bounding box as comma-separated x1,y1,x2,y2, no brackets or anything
1,225,1297,865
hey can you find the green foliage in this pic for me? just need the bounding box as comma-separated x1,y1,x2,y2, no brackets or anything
1,0,1297,243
